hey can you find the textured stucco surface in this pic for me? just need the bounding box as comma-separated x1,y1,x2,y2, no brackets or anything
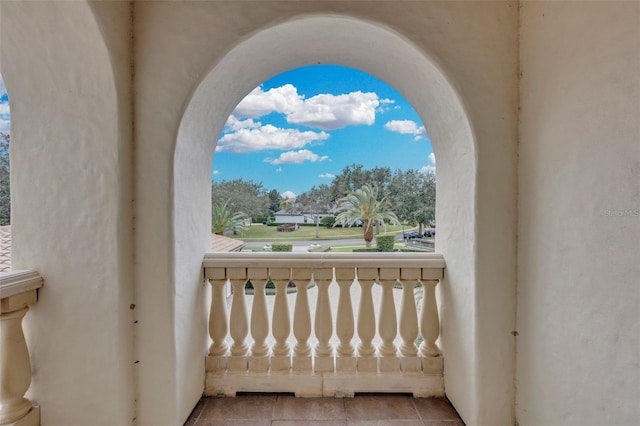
0,2,135,425
518,2,640,425
1,1,521,425
155,3,517,425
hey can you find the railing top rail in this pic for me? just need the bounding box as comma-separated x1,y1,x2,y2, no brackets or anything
0,269,44,299
203,252,445,269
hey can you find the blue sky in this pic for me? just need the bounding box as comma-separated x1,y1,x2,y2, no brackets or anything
0,75,9,132
214,65,435,198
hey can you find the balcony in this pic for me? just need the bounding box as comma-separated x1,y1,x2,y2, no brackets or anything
203,252,445,398
0,270,42,426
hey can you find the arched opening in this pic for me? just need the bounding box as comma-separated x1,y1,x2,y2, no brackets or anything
175,15,477,422
0,72,11,271
211,64,437,250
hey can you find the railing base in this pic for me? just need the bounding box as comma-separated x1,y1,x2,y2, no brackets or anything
3,406,40,426
205,371,443,398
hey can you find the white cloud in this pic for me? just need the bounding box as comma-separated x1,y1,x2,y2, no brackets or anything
224,115,261,131
231,84,389,130
265,149,328,165
281,190,296,199
384,119,427,141
0,119,10,132
376,98,395,113
419,152,436,175
286,91,383,130
275,167,283,172
319,173,336,179
216,124,329,153
0,103,10,115
234,84,300,118
211,170,220,175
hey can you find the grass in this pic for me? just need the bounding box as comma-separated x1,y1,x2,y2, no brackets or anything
234,223,408,242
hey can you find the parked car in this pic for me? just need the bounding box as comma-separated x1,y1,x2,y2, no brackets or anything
424,229,436,237
404,231,420,239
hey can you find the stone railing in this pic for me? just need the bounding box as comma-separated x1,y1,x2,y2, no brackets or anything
0,270,43,426
203,252,445,397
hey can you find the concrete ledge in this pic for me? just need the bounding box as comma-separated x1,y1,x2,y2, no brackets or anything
205,371,444,399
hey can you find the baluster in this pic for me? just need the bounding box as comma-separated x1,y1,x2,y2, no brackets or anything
378,267,399,372
356,267,378,372
0,307,33,424
292,268,312,372
207,268,228,373
399,268,421,373
335,267,356,372
313,268,334,373
419,278,441,358
248,267,270,372
227,267,249,371
270,267,292,371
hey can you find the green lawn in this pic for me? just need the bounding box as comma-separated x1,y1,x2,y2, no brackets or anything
235,223,410,242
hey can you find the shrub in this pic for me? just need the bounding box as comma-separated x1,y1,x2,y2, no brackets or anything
376,235,396,252
272,243,293,252
321,216,336,228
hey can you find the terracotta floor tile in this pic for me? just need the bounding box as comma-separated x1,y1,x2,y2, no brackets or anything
347,421,423,426
199,395,277,420
272,421,348,426
413,398,461,421
196,420,271,426
273,395,346,420
345,395,419,421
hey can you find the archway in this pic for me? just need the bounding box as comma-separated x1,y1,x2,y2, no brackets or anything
175,15,477,422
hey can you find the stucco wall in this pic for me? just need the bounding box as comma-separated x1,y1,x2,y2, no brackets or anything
0,2,135,425
138,2,518,425
518,2,640,425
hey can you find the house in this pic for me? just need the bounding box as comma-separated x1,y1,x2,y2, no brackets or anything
273,210,334,225
0,2,637,426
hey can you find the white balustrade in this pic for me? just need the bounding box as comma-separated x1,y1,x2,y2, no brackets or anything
203,252,445,397
0,270,43,425
228,268,249,371
292,268,312,372
335,267,355,372
248,267,269,373
270,267,291,371
313,268,334,373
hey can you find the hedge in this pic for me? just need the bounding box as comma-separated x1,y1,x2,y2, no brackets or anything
272,243,293,252
376,235,396,252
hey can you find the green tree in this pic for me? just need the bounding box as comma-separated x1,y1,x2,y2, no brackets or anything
333,184,399,247
387,169,435,228
0,132,9,226
211,178,269,219
267,189,282,215
284,184,333,239
211,199,248,235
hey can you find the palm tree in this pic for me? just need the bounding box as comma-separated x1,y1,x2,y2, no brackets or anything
334,184,399,248
212,199,248,235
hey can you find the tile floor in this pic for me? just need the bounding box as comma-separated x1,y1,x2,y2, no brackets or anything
184,393,465,426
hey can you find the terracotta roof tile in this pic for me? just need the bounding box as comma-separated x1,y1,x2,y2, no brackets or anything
0,226,11,273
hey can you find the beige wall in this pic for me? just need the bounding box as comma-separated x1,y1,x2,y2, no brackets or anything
0,2,135,425
518,2,640,425
139,2,518,425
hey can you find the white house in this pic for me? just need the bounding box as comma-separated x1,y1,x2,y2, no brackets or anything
273,210,334,225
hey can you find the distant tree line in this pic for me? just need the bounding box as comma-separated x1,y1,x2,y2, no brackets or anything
0,132,9,225
211,163,436,229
